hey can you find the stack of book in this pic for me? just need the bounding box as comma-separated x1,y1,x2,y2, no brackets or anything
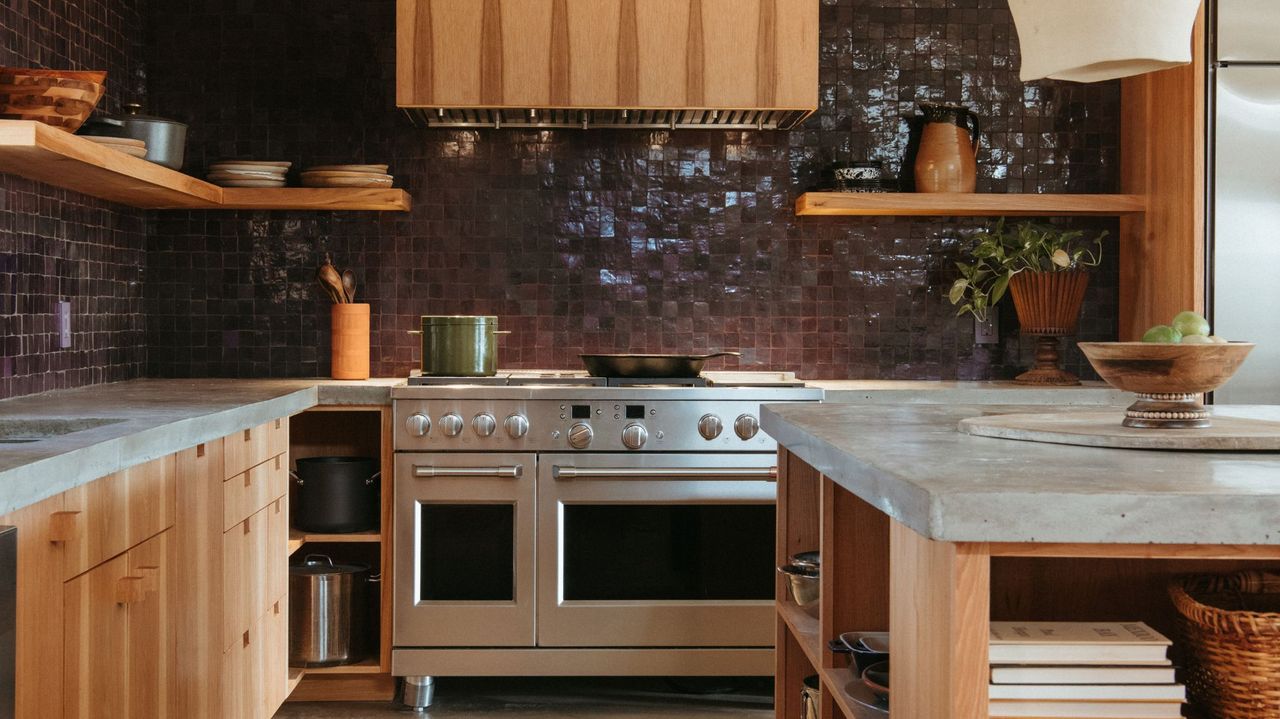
989,621,1186,718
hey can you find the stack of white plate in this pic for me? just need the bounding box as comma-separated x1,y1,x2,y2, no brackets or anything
85,136,148,160
300,164,392,188
207,161,292,188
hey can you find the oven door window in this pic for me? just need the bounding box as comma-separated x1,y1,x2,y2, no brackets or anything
561,503,775,601
419,503,515,601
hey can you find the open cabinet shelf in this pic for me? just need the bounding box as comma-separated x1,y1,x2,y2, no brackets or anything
794,191,1146,217
0,120,411,211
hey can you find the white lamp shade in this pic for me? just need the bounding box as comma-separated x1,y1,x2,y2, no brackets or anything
1009,0,1201,83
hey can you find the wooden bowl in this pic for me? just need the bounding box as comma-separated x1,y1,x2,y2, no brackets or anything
1077,341,1255,429
0,68,106,132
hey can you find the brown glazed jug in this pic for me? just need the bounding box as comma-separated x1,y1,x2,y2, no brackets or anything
913,103,980,192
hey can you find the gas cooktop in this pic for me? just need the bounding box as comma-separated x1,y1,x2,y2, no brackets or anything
405,369,807,388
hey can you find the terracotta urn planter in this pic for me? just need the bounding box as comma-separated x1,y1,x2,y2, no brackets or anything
1008,270,1090,385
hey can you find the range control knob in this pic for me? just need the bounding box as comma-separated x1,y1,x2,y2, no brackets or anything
438,413,464,438
505,414,529,439
472,413,496,437
567,422,594,449
698,414,723,440
621,423,648,450
734,413,760,440
405,413,432,437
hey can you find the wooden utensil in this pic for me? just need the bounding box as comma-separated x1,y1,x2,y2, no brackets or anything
317,254,347,304
341,270,356,303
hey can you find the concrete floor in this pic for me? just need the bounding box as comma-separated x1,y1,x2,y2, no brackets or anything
275,678,774,718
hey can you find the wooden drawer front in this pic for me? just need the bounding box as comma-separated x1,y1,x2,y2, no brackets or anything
262,596,288,716
63,552,130,718
222,508,268,652
223,454,287,531
222,615,269,719
224,418,288,480
266,496,289,604
59,454,177,581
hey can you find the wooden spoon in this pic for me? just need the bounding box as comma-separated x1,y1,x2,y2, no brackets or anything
317,253,346,303
341,270,357,303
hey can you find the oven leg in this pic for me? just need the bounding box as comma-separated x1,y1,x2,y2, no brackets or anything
400,675,436,711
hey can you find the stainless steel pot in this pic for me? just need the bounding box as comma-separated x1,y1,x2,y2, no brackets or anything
801,675,820,719
412,315,500,377
289,554,370,667
86,103,187,170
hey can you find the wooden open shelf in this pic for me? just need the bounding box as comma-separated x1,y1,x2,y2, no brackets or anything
289,528,381,546
301,658,383,675
777,600,821,669
794,191,1146,217
0,121,411,211
286,667,305,695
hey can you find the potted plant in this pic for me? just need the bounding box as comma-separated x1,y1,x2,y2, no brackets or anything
949,219,1106,385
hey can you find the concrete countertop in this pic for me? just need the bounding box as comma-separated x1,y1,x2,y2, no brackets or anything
0,378,401,516
811,379,1126,405
761,402,1280,546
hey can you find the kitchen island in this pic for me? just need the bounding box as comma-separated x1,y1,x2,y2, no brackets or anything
762,402,1280,719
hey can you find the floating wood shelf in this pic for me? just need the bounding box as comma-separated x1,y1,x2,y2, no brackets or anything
0,121,411,211
795,191,1146,217
289,528,382,546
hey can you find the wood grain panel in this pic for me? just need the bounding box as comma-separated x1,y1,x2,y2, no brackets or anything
889,523,990,719
686,0,705,105
754,0,777,107
395,0,423,105
430,0,485,105
616,0,640,106
702,0,760,107
500,0,554,106
549,0,571,104
774,448,821,602
223,454,287,531
480,0,504,104
773,0,818,109
774,621,814,719
173,440,226,719
60,453,176,581
1,493,66,719
567,0,622,106
1119,4,1206,340
820,476,889,671
64,552,131,719
127,531,176,719
796,191,1147,217
288,674,397,702
634,0,691,107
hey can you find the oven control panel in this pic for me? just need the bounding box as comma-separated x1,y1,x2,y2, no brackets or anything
393,395,819,453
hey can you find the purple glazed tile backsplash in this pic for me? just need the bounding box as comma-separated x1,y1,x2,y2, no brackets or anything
0,0,149,400
143,0,1121,382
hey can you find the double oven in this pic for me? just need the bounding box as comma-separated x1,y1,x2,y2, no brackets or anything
390,379,821,693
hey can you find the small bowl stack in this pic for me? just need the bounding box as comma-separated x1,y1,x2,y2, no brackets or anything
85,136,147,159
300,164,392,188
207,160,291,188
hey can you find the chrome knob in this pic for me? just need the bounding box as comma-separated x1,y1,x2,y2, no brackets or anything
621,423,648,450
405,413,431,437
567,422,593,449
698,414,723,440
505,414,529,439
472,413,496,437
734,413,760,440
439,413,464,437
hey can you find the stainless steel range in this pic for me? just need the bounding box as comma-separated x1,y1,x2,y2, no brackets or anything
390,371,821,709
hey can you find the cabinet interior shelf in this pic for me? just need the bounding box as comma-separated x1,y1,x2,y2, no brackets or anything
289,528,382,547
0,120,411,211
301,658,383,675
795,191,1146,217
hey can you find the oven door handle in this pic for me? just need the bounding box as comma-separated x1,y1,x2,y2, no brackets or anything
551,466,778,481
413,464,523,478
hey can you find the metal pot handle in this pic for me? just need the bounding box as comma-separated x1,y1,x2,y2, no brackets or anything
365,471,382,486
291,470,302,486
828,638,852,654
303,554,335,567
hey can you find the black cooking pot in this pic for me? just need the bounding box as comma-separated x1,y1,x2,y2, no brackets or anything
292,457,380,533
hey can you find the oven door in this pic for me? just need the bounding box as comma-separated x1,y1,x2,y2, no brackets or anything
536,453,777,648
394,452,536,647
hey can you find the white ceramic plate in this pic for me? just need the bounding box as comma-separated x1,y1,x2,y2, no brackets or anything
210,160,292,170
207,169,288,180
212,179,288,188
300,176,394,188
302,164,390,174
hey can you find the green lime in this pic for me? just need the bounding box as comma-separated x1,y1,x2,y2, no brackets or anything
1172,310,1210,337
1180,334,1213,344
1142,325,1183,343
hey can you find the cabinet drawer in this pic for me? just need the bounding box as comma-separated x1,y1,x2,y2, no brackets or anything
58,454,176,581
223,455,287,531
266,496,289,604
263,596,288,716
224,418,288,480
222,614,269,719
222,509,268,652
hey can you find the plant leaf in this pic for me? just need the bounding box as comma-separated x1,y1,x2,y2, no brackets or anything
948,279,968,305
990,273,1010,305
1051,249,1071,268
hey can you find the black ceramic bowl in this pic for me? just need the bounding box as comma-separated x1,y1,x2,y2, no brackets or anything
829,631,890,674
862,660,890,701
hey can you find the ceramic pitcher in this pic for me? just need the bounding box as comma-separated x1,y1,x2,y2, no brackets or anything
913,104,980,193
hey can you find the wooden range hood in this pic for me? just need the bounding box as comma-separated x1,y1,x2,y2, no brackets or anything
396,0,818,129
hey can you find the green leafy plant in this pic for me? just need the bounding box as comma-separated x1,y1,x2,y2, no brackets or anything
949,219,1106,322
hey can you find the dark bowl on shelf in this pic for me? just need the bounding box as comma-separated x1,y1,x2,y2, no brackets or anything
829,631,890,674
862,660,890,701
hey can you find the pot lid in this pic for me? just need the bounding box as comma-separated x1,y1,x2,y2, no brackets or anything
1008,0,1200,83
119,102,187,127
419,315,498,325
290,554,369,576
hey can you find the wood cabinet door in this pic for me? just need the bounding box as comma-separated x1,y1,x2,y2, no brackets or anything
60,453,176,581
126,531,175,719
223,506,269,652
63,553,130,719
173,440,225,719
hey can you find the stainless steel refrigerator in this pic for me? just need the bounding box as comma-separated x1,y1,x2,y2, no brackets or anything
1213,0,1280,403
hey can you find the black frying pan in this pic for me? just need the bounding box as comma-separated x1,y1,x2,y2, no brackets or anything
580,352,740,378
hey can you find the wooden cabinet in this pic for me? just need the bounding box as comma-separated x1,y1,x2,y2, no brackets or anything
0,414,293,719
396,0,818,111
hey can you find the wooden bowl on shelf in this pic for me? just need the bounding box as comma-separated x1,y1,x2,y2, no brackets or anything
0,68,106,132
1077,341,1255,429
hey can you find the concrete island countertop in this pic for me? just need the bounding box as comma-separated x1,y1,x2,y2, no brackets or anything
761,402,1280,546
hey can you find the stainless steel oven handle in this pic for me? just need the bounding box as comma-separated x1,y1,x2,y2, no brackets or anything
413,464,523,478
552,466,778,481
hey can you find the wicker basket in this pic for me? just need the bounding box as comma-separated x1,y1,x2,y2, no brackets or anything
1170,571,1280,718
0,68,106,132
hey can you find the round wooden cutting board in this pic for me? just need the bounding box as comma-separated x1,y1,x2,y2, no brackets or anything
958,411,1280,451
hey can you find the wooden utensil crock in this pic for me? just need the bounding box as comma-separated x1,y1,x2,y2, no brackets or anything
1009,270,1090,386
331,304,370,380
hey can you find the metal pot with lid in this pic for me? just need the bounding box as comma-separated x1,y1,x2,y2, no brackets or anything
411,315,506,377
78,102,187,170
289,554,371,667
